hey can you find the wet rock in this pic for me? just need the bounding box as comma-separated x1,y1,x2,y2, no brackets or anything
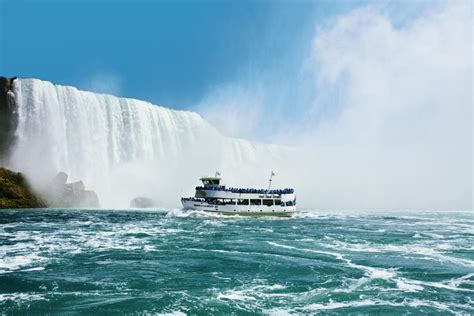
47,172,100,208
130,197,155,208
66,181,85,192
68,189,99,208
53,171,68,185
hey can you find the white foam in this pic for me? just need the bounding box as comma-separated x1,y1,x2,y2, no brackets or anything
264,308,294,316
255,284,286,290
21,267,45,272
304,298,453,312
305,299,378,311
396,279,424,292
217,291,256,301
0,253,47,274
400,277,474,293
333,277,370,293
0,292,47,303
165,208,235,219
267,241,398,281
446,273,474,288
423,232,444,239
267,241,345,260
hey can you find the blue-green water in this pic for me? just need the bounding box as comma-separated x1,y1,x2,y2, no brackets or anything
0,209,473,314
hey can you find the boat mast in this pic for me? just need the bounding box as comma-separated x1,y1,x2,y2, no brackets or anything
268,171,275,190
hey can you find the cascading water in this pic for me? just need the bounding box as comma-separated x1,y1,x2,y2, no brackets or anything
7,79,287,208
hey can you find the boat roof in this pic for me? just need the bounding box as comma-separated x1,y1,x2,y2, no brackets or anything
200,177,221,181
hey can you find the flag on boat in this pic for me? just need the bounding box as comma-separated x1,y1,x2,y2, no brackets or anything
271,171,275,176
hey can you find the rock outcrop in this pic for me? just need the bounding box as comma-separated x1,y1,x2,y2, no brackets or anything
0,167,46,208
0,77,17,163
47,172,100,208
130,197,156,208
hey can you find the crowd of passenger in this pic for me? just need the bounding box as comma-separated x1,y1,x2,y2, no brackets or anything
181,197,230,205
194,186,294,195
181,197,206,202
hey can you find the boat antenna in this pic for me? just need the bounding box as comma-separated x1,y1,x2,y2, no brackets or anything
268,171,275,190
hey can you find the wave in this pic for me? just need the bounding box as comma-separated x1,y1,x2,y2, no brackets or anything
266,240,474,296
267,241,402,289
0,293,47,304
0,252,48,274
301,298,457,313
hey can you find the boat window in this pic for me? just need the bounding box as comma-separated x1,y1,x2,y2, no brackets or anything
223,198,235,205
250,199,261,206
237,199,249,205
274,199,281,205
262,199,273,206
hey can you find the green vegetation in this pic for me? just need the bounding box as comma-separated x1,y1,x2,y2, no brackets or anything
0,167,46,208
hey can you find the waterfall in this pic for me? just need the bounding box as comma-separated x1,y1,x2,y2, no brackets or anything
7,78,286,208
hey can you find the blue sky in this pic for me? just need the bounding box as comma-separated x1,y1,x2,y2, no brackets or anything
0,0,372,108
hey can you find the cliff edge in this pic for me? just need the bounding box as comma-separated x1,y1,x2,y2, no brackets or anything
0,77,17,163
0,167,46,208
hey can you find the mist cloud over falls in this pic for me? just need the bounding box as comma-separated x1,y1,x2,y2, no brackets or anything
195,1,472,210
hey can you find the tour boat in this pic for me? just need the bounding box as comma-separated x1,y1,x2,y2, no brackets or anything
181,173,296,216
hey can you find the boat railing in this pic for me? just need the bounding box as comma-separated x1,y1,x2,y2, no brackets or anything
181,197,237,205
194,186,294,195
181,197,206,202
182,196,296,206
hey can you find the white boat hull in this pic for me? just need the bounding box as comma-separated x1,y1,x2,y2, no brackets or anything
181,200,296,217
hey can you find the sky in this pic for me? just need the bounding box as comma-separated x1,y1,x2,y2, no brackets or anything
1,0,426,121
0,0,472,209
0,0,335,106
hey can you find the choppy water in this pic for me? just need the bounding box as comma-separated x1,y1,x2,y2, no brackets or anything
0,209,473,314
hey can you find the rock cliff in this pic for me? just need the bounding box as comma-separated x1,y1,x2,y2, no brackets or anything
47,172,100,208
0,77,17,163
0,167,46,208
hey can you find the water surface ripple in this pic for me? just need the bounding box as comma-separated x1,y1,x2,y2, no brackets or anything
0,209,473,314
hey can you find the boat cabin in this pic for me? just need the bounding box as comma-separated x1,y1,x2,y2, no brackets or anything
200,177,225,189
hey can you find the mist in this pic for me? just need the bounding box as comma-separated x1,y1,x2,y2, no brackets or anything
194,1,473,210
